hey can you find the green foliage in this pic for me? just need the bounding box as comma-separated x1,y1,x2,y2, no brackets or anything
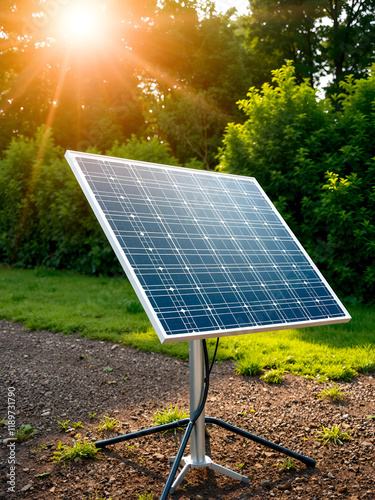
220,62,332,218
15,424,37,443
0,127,120,274
279,457,297,472
106,136,179,166
235,355,263,376
142,8,253,169
261,368,285,384
241,0,375,90
220,63,375,302
0,127,181,274
136,492,154,500
153,405,188,430
71,421,84,430
57,419,71,432
317,384,348,402
97,414,120,435
52,436,99,463
316,424,353,446
150,89,233,170
1,268,374,381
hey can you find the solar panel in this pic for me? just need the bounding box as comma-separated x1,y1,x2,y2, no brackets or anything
65,151,351,344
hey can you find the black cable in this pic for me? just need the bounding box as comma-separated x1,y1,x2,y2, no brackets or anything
208,338,219,375
160,340,211,500
190,339,210,423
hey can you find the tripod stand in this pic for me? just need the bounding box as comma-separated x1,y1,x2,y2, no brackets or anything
96,340,315,499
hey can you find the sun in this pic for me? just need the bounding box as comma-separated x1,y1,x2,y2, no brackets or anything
59,2,106,45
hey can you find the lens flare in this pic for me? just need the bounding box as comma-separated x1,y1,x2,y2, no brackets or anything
60,2,106,44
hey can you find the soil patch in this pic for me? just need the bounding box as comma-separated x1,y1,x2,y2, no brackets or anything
0,320,374,499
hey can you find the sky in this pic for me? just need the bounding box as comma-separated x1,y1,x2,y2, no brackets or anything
215,0,249,15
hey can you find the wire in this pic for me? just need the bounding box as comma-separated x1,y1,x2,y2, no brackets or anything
208,338,219,375
191,338,219,422
190,339,210,423
160,339,215,500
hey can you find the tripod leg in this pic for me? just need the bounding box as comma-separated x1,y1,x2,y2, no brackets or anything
170,461,191,494
208,460,249,483
95,418,190,448
169,454,250,493
206,417,315,468
159,420,194,500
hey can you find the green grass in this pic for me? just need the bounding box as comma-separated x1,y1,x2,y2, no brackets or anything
52,436,99,462
317,384,348,402
261,368,285,384
153,405,189,429
97,414,120,435
316,424,353,446
15,424,37,442
279,457,297,471
1,267,374,381
57,419,84,432
235,354,264,376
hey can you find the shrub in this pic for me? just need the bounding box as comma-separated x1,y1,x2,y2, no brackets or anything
0,128,181,275
220,62,375,302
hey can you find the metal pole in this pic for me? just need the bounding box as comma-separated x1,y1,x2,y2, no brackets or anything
189,340,206,464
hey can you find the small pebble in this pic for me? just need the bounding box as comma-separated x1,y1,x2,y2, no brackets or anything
278,481,292,490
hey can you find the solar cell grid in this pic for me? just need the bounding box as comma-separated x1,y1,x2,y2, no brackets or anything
65,151,350,343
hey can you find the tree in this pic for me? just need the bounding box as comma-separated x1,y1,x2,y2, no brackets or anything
0,1,255,167
219,62,375,301
240,0,322,86
319,0,375,89
241,0,375,90
0,0,154,152
144,8,254,168
150,90,230,169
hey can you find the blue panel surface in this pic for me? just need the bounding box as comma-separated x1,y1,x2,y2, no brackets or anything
65,151,351,343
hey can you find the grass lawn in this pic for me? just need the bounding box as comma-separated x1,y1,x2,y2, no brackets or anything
1,266,374,381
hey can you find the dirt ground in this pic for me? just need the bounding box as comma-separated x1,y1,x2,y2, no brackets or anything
0,319,374,500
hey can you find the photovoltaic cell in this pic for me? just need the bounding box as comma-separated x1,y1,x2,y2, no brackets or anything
65,151,351,344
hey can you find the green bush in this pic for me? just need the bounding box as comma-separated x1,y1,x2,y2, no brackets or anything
0,128,119,274
106,135,180,166
220,62,375,302
0,129,181,274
